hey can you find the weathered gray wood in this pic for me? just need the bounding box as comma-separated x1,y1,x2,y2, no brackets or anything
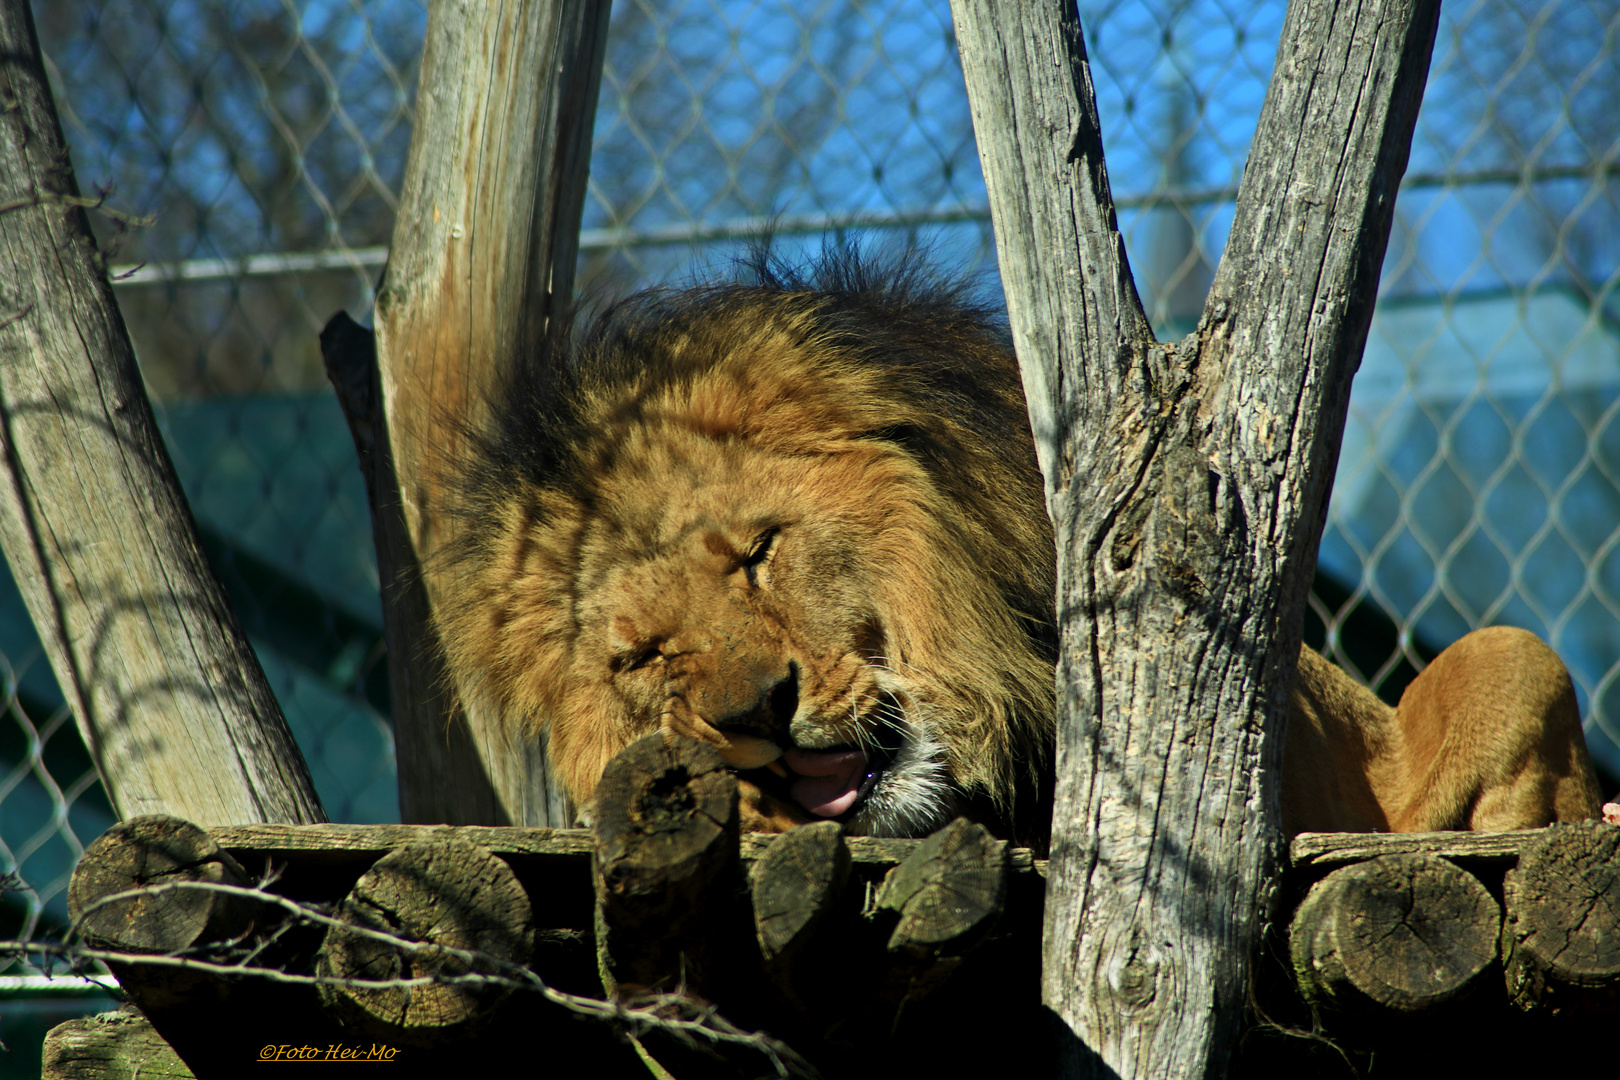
211,822,596,861
369,0,610,826
67,816,253,954
1290,854,1500,1016
66,816,263,1012
1502,821,1620,1014
752,822,850,961
865,817,1010,1021
319,309,509,826
875,817,1008,960
592,734,744,999
207,820,1042,872
950,0,1440,1075
1291,829,1540,871
43,1009,195,1080
0,0,323,827
316,838,534,1041
751,820,851,1006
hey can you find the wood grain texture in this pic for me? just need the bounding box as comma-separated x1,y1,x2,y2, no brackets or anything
1290,829,1539,870
316,838,534,1040
1290,854,1500,1015
370,0,610,826
751,821,851,966
0,0,322,826
320,308,510,826
67,816,253,955
42,1010,195,1080
204,821,1044,873
591,734,743,998
1502,821,1620,1014
950,0,1440,1075
874,817,1008,958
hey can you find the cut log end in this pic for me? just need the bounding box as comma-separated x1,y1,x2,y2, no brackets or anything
593,734,738,900
42,1008,195,1080
592,734,743,997
875,817,1008,959
1504,820,1620,1014
1290,852,1500,1016
67,815,251,955
752,820,851,964
316,837,533,1042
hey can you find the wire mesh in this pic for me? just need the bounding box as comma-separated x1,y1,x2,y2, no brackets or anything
3,0,1618,1065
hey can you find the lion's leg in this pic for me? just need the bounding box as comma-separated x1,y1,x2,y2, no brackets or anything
1386,625,1602,831
1282,645,1400,835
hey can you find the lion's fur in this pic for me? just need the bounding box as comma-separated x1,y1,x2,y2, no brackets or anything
439,252,1056,841
438,249,1602,843
1285,627,1601,833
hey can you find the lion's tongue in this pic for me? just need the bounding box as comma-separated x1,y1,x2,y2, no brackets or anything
782,748,870,818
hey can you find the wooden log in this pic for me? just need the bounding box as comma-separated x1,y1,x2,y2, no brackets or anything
369,0,609,828
205,821,1042,873
1289,853,1499,1018
320,308,511,828
1503,821,1620,1014
591,733,743,999
315,838,534,1043
67,816,254,956
0,0,323,827
952,0,1440,1071
67,816,261,1014
869,817,1008,1011
876,817,1008,958
42,1008,195,1080
751,820,852,1006
1291,828,1539,872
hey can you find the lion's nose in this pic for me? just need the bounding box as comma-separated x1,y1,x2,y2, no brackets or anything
711,661,799,744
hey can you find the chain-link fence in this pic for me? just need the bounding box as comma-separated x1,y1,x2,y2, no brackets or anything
4,0,1618,1069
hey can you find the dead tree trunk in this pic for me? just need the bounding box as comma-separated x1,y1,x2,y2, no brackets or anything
0,0,323,826
360,0,610,826
950,0,1440,1075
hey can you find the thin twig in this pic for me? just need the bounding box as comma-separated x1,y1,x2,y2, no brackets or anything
0,187,155,229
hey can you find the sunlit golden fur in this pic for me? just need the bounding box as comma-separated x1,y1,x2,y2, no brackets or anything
439,253,1056,841
438,250,1603,843
1285,627,1601,834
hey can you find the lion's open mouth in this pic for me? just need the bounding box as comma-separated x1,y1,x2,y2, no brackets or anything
781,746,881,818
742,707,906,823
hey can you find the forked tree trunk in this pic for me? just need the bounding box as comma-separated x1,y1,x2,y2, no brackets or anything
0,0,323,825
366,0,610,825
950,0,1441,1074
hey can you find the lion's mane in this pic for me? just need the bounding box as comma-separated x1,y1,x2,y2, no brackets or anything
439,250,1056,842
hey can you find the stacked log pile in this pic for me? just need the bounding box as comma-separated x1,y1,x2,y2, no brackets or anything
1240,823,1620,1077
45,735,1045,1078
42,736,1619,1078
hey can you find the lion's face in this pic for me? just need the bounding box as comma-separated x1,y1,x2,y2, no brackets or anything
560,429,964,836
441,263,1056,841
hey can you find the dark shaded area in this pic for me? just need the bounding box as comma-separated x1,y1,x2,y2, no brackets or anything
196,525,389,718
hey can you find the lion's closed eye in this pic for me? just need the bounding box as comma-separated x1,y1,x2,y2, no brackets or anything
607,618,663,673
612,643,661,674
742,527,778,586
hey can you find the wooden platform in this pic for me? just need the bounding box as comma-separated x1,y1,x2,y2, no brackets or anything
42,775,1620,1079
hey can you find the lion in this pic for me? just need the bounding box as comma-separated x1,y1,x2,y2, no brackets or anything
437,250,1603,845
